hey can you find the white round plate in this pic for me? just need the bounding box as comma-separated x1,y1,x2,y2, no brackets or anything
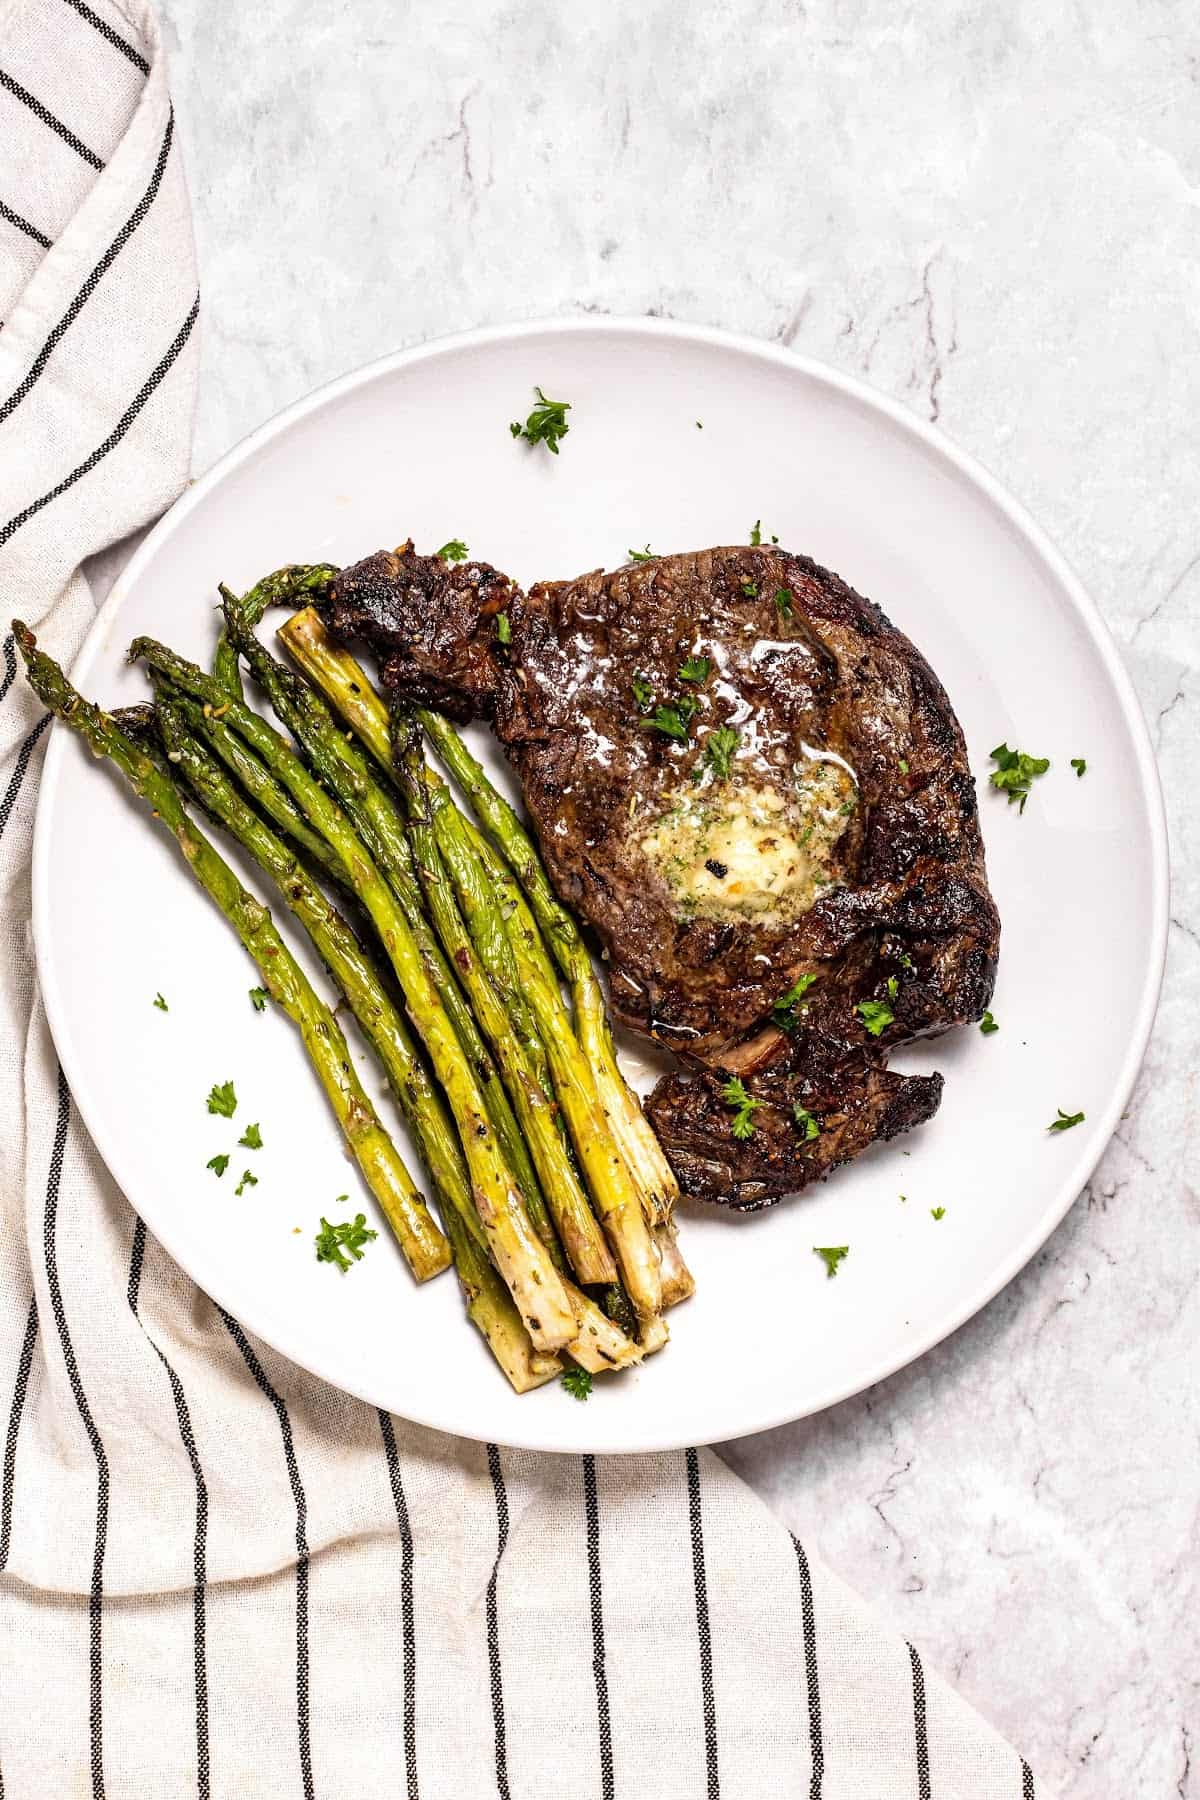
33,319,1167,1454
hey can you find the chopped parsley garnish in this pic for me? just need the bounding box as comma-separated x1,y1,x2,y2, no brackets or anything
814,1245,849,1279
774,587,794,619
627,544,656,562
249,987,269,1012
679,656,711,683
702,725,740,779
206,1080,237,1118
772,973,819,1029
740,579,759,598
642,696,698,741
496,611,513,646
1048,1108,1085,1133
696,420,703,429
561,1366,593,1401
979,1010,999,1035
989,742,1050,812
721,1075,762,1140
238,1122,263,1150
206,1153,229,1178
509,386,571,453
931,1206,946,1221
857,999,894,1037
435,539,469,563
793,1105,820,1141
885,974,899,1000
631,673,654,712
749,520,779,546
234,1168,258,1197
153,992,168,1012
899,952,916,973
314,1210,378,1271
1071,757,1087,778
898,758,909,775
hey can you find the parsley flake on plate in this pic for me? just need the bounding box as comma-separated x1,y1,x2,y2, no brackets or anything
772,973,819,1030
679,656,711,683
315,1210,378,1271
1048,1108,1085,1133
509,386,571,454
721,1075,761,1140
857,999,894,1037
931,1206,946,1221
153,992,168,1012
561,1366,593,1401
1071,756,1087,777
436,539,469,563
238,1122,263,1150
814,1245,849,1279
206,1080,237,1118
979,1010,999,1035
248,987,269,1012
206,1153,229,1178
234,1169,258,1196
989,742,1050,812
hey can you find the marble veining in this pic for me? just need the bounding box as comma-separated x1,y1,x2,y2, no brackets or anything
140,3,1200,1791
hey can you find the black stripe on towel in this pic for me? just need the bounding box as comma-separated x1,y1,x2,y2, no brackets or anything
377,1410,418,1800
0,111,175,426
61,0,150,74
791,1536,825,1798
1021,1760,1035,1797
908,1642,932,1800
0,633,16,705
686,1447,720,1798
0,201,51,250
0,1297,38,1573
485,1443,511,1800
219,1310,313,1800
0,70,103,168
127,1221,210,1800
0,716,49,845
582,1456,614,1800
0,292,198,550
43,1068,108,1800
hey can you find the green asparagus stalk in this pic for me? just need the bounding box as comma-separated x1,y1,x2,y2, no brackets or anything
128,632,576,1353
213,564,338,698
392,715,618,1286
14,622,450,1286
277,607,679,1226
154,700,564,1391
222,607,553,1243
435,790,664,1324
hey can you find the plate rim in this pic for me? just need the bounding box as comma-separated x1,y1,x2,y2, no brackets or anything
32,314,1170,1452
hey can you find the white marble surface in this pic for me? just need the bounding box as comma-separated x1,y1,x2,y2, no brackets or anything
154,3,1199,1791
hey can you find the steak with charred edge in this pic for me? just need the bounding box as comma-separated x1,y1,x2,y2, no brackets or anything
322,542,998,1208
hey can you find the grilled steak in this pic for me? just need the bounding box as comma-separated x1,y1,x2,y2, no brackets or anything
322,541,998,1209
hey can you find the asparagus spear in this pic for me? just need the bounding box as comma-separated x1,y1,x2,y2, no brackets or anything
277,607,679,1226
128,633,576,1353
435,786,665,1324
221,605,552,1243
13,622,450,1285
155,699,564,1391
392,715,617,1286
213,564,338,699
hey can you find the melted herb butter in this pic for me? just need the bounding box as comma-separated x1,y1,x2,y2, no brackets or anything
637,758,856,919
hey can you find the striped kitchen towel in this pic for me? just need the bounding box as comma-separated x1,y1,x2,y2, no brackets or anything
0,1,1043,1794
